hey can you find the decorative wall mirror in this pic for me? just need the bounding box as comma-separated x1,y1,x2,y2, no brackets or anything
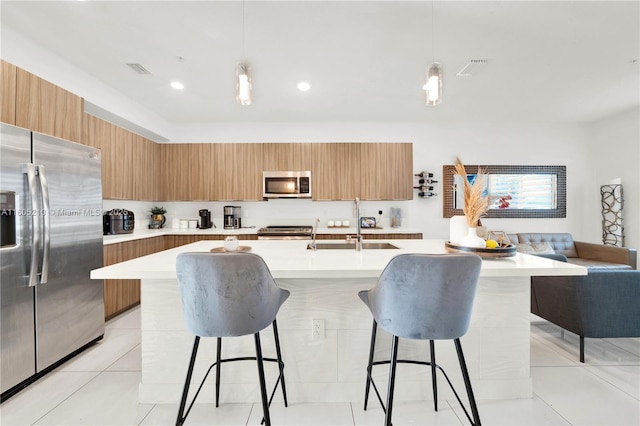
442,165,566,218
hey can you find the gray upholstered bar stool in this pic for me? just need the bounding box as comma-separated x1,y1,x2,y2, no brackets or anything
175,252,290,426
359,253,483,426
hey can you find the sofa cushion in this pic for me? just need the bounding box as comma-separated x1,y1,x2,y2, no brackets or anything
516,242,556,255
516,233,578,258
567,258,633,271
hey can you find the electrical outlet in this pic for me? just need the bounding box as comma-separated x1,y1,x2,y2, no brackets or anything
312,319,325,340
378,210,383,216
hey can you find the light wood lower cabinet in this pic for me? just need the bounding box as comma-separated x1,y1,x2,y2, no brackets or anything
102,236,166,320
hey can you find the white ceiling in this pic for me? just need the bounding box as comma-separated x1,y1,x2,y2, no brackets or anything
2,0,639,126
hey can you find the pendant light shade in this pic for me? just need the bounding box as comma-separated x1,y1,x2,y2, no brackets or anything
236,63,252,105
425,62,442,106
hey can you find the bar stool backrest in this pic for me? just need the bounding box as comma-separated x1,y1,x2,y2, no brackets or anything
359,254,482,340
176,252,290,338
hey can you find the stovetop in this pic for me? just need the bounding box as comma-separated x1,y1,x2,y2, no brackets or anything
257,225,313,236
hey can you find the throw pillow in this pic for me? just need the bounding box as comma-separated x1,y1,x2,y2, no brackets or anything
515,242,556,255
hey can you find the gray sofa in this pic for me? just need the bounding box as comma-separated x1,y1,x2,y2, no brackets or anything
508,233,638,362
507,232,636,270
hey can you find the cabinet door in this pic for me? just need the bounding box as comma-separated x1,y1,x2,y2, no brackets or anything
15,68,40,132
103,242,140,320
109,126,132,199
53,84,83,143
263,143,312,171
160,143,204,201
312,143,361,200
1,60,17,125
211,143,263,201
360,143,413,200
132,134,160,201
15,68,83,142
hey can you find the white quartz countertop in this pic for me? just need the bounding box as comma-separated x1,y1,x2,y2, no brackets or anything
102,226,423,245
91,239,587,280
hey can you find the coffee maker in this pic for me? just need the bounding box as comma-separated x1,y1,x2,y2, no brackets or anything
198,209,213,229
223,206,242,229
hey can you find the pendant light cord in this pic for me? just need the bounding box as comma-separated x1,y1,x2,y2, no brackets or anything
431,0,435,63
242,0,246,58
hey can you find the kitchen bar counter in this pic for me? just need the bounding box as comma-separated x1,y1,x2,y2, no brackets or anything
91,240,586,405
102,226,423,245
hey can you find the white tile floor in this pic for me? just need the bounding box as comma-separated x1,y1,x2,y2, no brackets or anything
1,306,639,426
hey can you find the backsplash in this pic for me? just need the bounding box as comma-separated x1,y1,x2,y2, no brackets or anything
102,199,416,231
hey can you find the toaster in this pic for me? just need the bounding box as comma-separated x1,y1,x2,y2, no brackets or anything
103,209,135,235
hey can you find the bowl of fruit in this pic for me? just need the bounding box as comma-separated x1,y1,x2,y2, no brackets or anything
445,237,516,258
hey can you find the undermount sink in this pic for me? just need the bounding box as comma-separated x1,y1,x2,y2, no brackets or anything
307,242,400,250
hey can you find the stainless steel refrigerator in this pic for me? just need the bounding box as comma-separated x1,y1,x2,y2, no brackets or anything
0,123,105,401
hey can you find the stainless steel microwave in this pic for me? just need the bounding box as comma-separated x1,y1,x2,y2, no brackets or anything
263,171,312,199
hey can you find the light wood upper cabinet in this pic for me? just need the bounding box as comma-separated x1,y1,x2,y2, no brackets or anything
15,67,83,142
211,143,264,201
1,60,17,125
263,143,312,171
132,134,161,201
312,143,361,200
360,143,413,200
83,114,159,201
160,143,209,201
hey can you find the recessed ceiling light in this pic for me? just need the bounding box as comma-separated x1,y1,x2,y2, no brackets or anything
297,81,311,92
170,81,185,90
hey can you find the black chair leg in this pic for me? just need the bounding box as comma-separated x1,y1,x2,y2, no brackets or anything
580,336,585,363
454,338,481,426
364,319,378,410
215,337,222,407
384,335,400,426
272,320,288,406
254,332,271,426
176,336,200,426
430,339,438,412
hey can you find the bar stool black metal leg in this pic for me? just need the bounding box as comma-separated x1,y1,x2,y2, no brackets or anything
580,336,585,363
254,332,271,426
384,335,400,426
454,338,481,426
215,337,222,407
364,319,378,410
430,339,438,412
272,320,288,406
176,336,200,426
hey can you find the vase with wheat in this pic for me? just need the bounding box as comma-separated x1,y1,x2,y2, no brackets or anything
454,158,489,248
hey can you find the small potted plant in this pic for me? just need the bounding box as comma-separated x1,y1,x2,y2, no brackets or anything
150,206,167,229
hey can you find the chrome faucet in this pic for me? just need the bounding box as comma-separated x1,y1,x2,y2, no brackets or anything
310,218,320,251
353,197,362,251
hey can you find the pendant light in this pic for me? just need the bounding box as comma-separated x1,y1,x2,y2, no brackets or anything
236,63,252,105
236,1,252,105
425,0,442,106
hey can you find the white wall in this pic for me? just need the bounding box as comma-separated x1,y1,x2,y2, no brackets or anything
587,107,640,249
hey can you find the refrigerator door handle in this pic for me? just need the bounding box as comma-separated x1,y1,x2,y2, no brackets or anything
23,163,41,287
37,165,51,284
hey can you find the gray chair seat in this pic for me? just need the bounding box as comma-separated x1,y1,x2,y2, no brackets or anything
359,253,482,426
175,252,290,426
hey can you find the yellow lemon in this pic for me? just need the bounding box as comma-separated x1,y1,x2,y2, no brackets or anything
485,239,499,249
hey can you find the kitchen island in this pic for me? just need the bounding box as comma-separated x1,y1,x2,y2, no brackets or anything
91,239,586,405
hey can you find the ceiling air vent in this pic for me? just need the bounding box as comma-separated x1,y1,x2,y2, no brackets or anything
456,59,489,77
126,63,152,75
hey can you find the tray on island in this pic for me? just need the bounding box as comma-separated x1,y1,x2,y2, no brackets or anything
445,242,516,258
210,246,252,253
